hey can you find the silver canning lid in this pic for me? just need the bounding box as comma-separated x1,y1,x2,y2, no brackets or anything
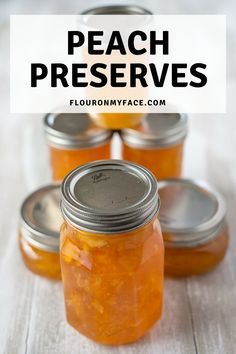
81,6,152,35
44,113,112,149
82,5,152,15
121,113,188,148
61,160,160,234
20,185,63,252
158,179,226,248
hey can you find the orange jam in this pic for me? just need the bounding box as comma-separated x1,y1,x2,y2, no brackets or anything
89,113,145,130
19,185,63,280
164,226,228,277
159,179,229,277
19,234,61,280
122,142,184,180
121,113,187,180
60,160,164,344
44,113,112,181
49,143,111,181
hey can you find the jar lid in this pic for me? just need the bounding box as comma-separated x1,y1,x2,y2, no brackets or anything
20,185,63,252
121,113,188,148
82,5,152,15
44,113,112,149
61,160,160,234
158,179,226,248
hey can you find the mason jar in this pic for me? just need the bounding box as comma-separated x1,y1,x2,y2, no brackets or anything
44,113,112,181
19,185,63,280
121,113,188,179
158,178,229,277
60,160,164,344
81,5,152,130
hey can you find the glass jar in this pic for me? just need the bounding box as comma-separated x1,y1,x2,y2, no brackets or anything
60,160,164,344
44,113,112,181
19,185,63,280
158,179,229,277
82,5,151,130
121,113,188,179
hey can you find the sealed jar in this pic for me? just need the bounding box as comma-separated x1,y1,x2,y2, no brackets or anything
60,160,164,344
44,113,112,181
82,5,151,130
121,113,188,179
19,185,63,280
158,179,229,277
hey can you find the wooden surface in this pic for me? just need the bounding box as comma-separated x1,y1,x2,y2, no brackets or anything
1,2,236,353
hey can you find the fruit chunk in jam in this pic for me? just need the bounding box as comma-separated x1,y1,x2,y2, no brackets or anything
60,217,164,344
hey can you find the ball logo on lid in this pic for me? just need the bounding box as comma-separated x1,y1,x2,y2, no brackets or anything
91,172,110,183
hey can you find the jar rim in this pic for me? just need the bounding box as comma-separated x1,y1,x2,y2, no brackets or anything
121,113,188,148
61,160,160,234
44,112,112,149
81,5,152,15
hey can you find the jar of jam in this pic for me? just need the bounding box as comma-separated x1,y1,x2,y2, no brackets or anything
82,5,151,130
19,185,63,280
158,179,229,277
44,113,112,181
60,160,164,344
121,113,188,179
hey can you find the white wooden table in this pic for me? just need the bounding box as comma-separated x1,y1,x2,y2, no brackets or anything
1,1,236,353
